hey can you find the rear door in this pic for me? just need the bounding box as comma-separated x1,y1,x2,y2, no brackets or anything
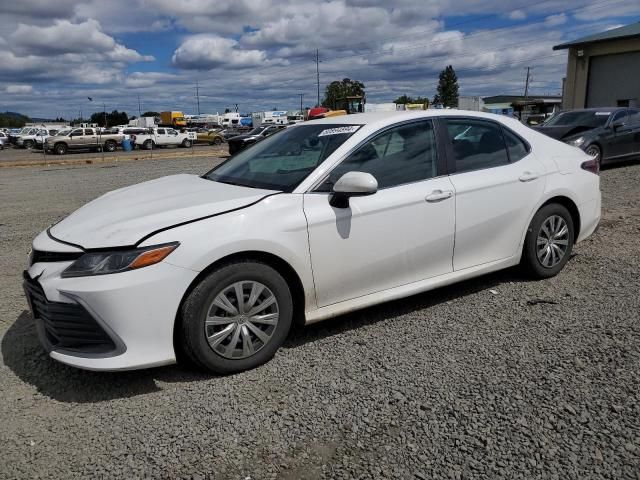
607,110,635,159
626,109,640,154
84,129,97,149
441,117,545,271
156,128,167,145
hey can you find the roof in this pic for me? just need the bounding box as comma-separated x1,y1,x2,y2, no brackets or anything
553,22,640,50
483,95,561,104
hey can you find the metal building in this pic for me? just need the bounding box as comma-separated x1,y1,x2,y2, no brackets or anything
554,22,640,109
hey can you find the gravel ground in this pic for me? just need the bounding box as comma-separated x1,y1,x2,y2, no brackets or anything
0,157,639,479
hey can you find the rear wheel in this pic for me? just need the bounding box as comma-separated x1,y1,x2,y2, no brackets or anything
143,139,154,150
180,261,293,374
522,203,574,278
213,137,222,145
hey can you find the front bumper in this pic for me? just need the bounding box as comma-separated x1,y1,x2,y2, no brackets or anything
25,240,198,371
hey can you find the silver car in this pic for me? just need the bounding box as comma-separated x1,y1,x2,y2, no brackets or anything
0,131,9,149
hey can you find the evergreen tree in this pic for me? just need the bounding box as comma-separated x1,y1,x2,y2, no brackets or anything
435,65,459,108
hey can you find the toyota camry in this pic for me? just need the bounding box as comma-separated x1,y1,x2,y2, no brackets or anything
25,110,601,373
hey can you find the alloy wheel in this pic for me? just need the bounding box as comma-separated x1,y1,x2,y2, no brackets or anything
536,215,569,268
204,281,279,359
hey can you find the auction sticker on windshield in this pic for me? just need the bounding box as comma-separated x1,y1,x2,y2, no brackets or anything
318,126,361,136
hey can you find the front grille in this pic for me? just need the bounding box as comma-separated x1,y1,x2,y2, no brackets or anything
23,272,116,354
31,250,83,265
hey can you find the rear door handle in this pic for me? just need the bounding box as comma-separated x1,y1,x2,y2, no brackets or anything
519,172,539,182
425,190,453,202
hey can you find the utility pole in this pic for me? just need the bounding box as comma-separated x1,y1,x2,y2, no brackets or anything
524,67,531,100
299,93,304,113
315,49,320,107
137,94,142,117
103,103,107,127
196,81,201,115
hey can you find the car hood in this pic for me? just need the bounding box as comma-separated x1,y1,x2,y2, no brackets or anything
227,134,253,142
533,125,598,140
49,174,276,249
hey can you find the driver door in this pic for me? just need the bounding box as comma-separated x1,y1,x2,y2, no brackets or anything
303,120,455,307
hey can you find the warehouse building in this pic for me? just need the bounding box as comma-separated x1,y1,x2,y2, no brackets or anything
554,22,640,109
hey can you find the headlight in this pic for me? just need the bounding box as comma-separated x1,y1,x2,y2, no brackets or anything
61,242,179,278
567,136,585,147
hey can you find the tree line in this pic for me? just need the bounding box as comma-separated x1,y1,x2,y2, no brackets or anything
321,65,459,109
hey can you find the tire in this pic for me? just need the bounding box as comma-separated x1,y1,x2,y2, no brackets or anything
213,137,222,145
24,140,34,149
104,140,117,152
522,203,575,279
180,261,293,374
182,139,192,148
143,140,154,150
54,143,67,155
585,144,602,167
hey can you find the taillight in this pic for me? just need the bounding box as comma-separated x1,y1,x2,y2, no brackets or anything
581,158,600,175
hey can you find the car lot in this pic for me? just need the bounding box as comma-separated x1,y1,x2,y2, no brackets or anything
0,156,638,479
0,142,227,167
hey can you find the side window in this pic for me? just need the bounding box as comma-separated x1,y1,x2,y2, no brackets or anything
445,119,509,173
70,129,83,136
628,110,640,125
84,129,94,135
502,128,529,162
167,129,177,135
156,128,166,134
320,120,438,190
612,111,628,124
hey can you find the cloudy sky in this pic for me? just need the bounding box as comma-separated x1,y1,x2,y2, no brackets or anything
1,0,638,119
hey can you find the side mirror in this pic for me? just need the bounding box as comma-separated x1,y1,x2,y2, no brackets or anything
329,171,378,208
611,120,625,130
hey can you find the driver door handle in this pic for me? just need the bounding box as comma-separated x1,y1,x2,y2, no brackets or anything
425,190,453,202
519,172,539,182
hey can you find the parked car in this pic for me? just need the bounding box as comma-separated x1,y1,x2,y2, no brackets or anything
195,129,225,146
534,108,640,165
220,128,242,140
17,128,58,149
44,127,124,155
134,127,196,149
0,131,8,149
227,125,285,154
25,111,601,373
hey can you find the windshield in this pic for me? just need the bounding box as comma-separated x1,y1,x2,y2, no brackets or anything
204,124,361,192
544,111,610,128
248,127,267,136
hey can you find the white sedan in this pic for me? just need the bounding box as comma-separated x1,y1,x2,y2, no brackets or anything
25,111,601,373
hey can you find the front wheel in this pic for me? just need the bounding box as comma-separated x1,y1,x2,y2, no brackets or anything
54,143,67,155
104,140,117,152
585,144,602,166
180,261,293,374
212,137,223,145
24,140,34,149
182,139,192,148
522,203,575,279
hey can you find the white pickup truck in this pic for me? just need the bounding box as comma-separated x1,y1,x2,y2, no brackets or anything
133,128,196,150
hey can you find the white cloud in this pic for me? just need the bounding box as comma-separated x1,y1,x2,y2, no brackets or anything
6,84,33,94
545,13,567,27
172,35,283,70
508,10,527,20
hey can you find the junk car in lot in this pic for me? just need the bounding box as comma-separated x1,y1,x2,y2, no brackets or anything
44,127,124,155
227,125,285,155
534,107,640,166
134,127,196,150
17,128,58,149
194,129,225,146
25,111,601,373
